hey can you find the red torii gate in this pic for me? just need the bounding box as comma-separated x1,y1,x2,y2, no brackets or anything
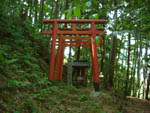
42,19,106,91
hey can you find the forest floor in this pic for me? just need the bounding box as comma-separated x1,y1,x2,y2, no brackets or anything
0,79,150,113
123,96,150,113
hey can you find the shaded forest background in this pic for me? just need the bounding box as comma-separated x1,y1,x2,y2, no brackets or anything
0,0,150,112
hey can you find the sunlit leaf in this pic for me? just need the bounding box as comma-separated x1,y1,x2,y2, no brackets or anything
66,12,71,19
73,7,81,18
95,14,99,19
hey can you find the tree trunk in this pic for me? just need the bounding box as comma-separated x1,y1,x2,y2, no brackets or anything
108,35,117,87
54,0,59,19
28,0,33,21
34,0,38,23
146,74,150,100
143,34,148,99
64,0,72,59
137,33,142,98
67,58,72,85
132,38,138,96
142,60,145,99
40,0,44,31
100,37,105,75
125,33,131,97
108,0,118,87
50,0,54,19
100,0,107,75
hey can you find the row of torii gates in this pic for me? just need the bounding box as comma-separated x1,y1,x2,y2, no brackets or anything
42,19,106,91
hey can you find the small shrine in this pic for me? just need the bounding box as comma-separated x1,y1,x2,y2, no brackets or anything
72,60,90,86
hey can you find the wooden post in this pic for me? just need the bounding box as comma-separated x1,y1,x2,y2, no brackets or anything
54,38,62,80
59,39,65,80
49,21,57,80
91,21,100,91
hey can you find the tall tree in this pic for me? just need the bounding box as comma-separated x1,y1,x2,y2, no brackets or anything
39,0,44,30
54,0,59,19
125,33,131,96
34,0,38,23
108,0,118,87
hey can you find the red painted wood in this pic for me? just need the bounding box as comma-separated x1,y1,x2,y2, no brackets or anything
90,44,95,83
64,43,90,47
55,43,100,47
56,44,91,47
54,38,62,80
42,29,104,35
91,22,99,83
43,19,106,24
57,41,91,43
57,36,91,40
59,39,65,80
72,23,76,31
49,21,57,81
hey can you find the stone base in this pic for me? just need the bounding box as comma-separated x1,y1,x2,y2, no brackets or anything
93,83,100,91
